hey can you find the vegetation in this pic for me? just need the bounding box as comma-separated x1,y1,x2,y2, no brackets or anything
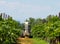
27,15,60,44
0,13,60,44
0,16,21,44
32,38,48,44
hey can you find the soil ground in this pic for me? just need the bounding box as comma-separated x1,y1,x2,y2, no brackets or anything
17,37,32,44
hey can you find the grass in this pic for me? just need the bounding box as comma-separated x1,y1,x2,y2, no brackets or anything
32,38,49,44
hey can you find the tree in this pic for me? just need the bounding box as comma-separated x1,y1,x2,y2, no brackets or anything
0,17,21,44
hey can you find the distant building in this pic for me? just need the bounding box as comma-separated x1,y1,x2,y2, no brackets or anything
21,21,31,37
24,22,31,36
0,13,11,20
59,12,60,18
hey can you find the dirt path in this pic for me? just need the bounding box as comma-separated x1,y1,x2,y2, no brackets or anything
17,37,33,44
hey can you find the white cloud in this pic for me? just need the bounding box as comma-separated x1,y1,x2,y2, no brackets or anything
0,0,52,12
0,0,20,9
0,0,52,22
0,0,6,4
21,3,52,14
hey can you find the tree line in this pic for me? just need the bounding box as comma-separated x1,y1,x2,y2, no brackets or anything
27,15,60,44
0,13,60,44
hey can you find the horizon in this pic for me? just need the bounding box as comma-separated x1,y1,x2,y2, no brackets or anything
0,0,60,22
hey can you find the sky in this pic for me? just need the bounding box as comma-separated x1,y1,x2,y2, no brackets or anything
0,0,60,22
